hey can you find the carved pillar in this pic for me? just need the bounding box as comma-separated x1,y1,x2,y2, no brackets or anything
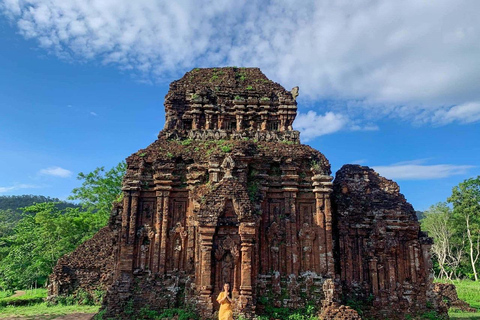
159,192,170,274
191,105,202,130
128,192,139,244
282,165,299,275
313,174,334,276
154,169,173,274
198,226,216,311
239,222,256,312
259,110,268,130
370,258,379,296
152,191,163,273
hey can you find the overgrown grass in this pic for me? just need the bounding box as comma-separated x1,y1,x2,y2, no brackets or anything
0,302,99,318
0,288,100,318
0,291,13,300
0,289,46,307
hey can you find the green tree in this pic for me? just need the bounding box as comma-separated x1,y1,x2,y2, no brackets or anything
69,161,126,225
421,202,464,279
448,176,480,281
0,203,100,290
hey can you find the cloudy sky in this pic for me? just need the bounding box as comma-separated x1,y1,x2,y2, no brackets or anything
0,0,479,210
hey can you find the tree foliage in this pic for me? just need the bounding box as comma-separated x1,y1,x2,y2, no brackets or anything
0,203,101,290
0,162,126,290
422,176,480,281
448,176,480,281
68,161,126,224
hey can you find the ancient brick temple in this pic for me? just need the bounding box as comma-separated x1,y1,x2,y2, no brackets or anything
50,67,444,319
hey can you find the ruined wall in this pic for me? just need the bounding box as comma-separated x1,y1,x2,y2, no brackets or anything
332,165,442,319
48,204,121,299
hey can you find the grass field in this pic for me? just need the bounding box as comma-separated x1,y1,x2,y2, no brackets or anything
0,289,99,319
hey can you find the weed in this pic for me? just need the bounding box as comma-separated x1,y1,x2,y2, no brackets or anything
234,95,243,101
260,97,270,101
138,152,147,157
311,160,322,172
167,152,174,158
180,139,192,146
124,299,134,315
246,85,253,90
220,145,232,153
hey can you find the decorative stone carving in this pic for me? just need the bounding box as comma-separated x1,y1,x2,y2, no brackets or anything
49,68,444,320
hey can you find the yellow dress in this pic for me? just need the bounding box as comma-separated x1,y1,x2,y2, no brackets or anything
216,291,233,320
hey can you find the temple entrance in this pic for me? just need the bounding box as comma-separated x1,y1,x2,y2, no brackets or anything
212,229,241,307
212,199,241,308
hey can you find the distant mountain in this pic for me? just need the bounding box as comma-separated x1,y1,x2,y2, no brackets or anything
0,195,80,239
0,195,78,212
416,210,424,220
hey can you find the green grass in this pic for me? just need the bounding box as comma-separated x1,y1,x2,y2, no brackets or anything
0,291,13,300
0,303,99,318
0,288,100,318
434,279,480,319
0,289,47,307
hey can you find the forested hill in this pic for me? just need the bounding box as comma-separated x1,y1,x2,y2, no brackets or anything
0,195,78,212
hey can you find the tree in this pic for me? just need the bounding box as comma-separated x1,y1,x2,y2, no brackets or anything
69,161,126,225
0,203,100,290
421,202,464,279
448,176,480,281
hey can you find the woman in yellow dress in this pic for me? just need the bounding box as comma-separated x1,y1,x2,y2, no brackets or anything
216,283,233,320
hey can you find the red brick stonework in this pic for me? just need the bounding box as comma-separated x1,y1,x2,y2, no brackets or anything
49,68,445,319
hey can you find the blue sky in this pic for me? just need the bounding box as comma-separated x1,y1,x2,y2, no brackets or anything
0,1,479,211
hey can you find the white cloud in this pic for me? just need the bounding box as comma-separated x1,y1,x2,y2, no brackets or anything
2,1,480,125
294,111,348,141
0,184,41,193
294,110,378,140
431,102,480,125
373,160,474,180
39,166,73,178
90,111,98,116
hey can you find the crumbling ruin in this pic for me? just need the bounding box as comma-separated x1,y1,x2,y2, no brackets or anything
49,67,445,319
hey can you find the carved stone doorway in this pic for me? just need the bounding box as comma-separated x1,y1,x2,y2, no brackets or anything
212,227,241,309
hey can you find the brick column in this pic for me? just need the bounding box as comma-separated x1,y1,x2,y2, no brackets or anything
313,174,334,276
238,222,256,312
152,191,164,273
158,192,170,274
198,226,216,295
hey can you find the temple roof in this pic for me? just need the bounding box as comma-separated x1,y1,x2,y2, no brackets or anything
165,67,297,105
161,67,300,143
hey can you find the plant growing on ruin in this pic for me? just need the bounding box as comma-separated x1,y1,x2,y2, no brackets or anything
180,139,192,146
220,144,233,153
246,85,253,90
